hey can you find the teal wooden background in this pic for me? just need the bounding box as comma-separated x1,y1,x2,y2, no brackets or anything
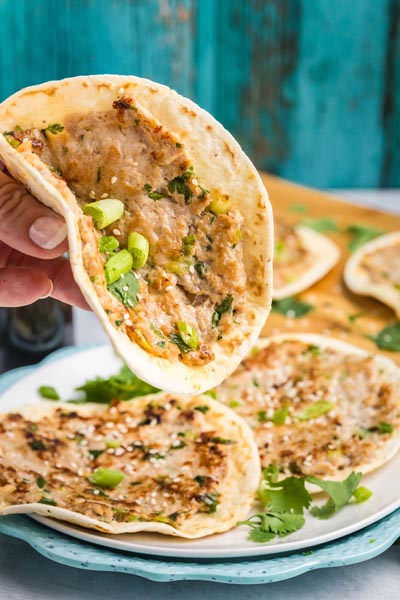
0,0,399,188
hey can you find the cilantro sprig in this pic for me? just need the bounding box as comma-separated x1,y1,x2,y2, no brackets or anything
240,468,370,543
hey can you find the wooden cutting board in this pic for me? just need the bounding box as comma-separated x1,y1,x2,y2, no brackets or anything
259,174,400,366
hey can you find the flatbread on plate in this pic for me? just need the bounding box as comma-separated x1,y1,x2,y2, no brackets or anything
214,333,400,481
273,220,339,299
344,231,400,318
0,75,273,394
0,393,260,538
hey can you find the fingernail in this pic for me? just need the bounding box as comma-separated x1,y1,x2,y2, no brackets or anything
39,280,54,299
29,216,67,249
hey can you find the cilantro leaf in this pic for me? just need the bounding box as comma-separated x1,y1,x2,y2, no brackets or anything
307,472,362,519
371,323,400,352
73,364,158,404
258,476,312,514
300,217,338,233
107,272,140,308
346,224,384,252
167,168,193,202
212,294,234,327
239,512,305,543
271,297,314,318
44,123,64,134
169,333,193,354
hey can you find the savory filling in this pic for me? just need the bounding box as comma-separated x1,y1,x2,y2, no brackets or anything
214,340,399,478
0,398,235,526
3,97,247,366
359,241,400,291
274,221,313,290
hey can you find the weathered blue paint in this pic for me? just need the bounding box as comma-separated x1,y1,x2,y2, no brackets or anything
0,0,398,187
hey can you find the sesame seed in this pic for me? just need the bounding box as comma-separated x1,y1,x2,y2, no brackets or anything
114,447,125,457
125,319,133,326
118,87,124,94
23,137,29,143
122,285,129,292
112,228,121,235
150,418,158,427
93,489,100,495
101,193,109,199
165,285,173,292
111,176,118,184
89,190,96,198
189,265,195,274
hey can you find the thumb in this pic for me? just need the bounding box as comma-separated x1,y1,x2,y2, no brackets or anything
0,171,67,259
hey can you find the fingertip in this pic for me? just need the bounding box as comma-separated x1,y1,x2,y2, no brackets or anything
0,267,53,307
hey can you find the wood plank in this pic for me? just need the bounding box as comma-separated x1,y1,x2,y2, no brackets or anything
261,174,400,366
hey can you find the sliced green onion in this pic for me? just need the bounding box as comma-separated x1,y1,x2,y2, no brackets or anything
38,386,60,401
296,400,333,421
104,249,133,285
82,199,124,229
177,321,198,350
104,438,123,449
88,468,125,488
166,257,193,275
128,232,149,268
98,236,119,254
353,486,372,504
182,234,196,256
209,194,231,215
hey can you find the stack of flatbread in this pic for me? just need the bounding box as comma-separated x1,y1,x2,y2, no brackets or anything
0,76,399,540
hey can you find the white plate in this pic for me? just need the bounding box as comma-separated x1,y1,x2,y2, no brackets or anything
1,344,400,559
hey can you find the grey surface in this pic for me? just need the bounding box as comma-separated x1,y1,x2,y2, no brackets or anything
1,190,400,598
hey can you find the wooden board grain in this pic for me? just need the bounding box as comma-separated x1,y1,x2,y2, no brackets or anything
260,174,400,366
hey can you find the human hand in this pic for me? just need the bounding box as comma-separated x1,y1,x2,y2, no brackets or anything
0,164,89,309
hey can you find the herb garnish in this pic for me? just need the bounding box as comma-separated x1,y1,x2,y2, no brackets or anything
370,323,400,352
300,217,338,233
194,405,210,414
194,261,206,278
346,224,384,252
108,272,140,308
239,469,369,543
98,236,119,254
72,364,158,404
169,333,193,354
36,476,46,489
43,123,64,135
167,167,194,202
271,297,314,318
212,294,234,327
38,497,57,506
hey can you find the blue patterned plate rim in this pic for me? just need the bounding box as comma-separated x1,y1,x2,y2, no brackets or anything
0,346,399,584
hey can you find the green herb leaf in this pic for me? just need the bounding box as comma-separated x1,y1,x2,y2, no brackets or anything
307,472,362,519
371,323,400,352
194,405,210,414
167,169,193,202
199,491,219,513
148,191,165,200
272,408,288,425
300,217,338,233
89,449,105,459
108,272,140,308
271,297,314,318
38,497,57,506
44,123,64,134
37,386,60,401
289,203,307,214
36,476,46,489
74,364,159,404
238,512,305,543
210,436,233,445
346,224,384,252
212,294,234,327
169,332,193,354
194,261,206,278
258,476,312,515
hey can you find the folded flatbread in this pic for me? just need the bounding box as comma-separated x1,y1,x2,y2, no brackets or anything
0,75,273,394
214,334,400,480
273,220,339,299
344,231,400,318
0,393,260,537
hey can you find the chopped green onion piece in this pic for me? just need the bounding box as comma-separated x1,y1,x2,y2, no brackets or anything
353,486,372,503
272,408,288,425
182,234,196,256
88,468,125,488
210,194,231,215
82,199,124,229
104,249,133,285
38,386,60,401
104,438,123,448
128,232,150,268
177,321,198,350
166,257,193,275
297,400,333,421
98,236,119,254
